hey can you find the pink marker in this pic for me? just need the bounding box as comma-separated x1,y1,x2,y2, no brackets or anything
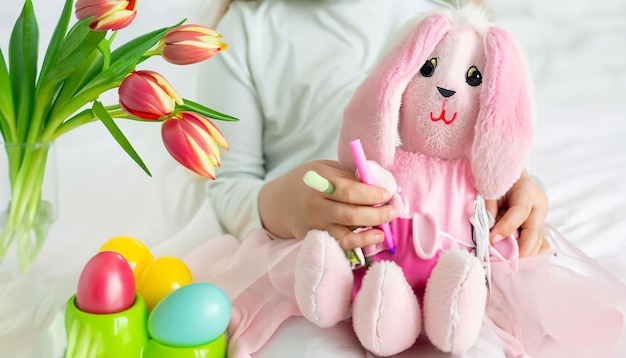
349,139,395,255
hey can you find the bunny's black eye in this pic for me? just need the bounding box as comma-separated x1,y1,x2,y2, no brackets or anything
420,58,437,77
466,66,482,87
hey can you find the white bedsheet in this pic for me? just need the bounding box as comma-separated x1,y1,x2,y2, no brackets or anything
1,0,625,357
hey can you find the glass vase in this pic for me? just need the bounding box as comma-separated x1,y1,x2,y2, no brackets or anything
0,141,58,274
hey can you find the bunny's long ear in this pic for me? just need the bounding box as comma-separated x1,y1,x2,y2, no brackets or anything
338,14,450,171
471,27,534,199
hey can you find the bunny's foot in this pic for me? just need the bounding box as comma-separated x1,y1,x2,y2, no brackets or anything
294,230,353,328
423,249,487,354
353,261,421,357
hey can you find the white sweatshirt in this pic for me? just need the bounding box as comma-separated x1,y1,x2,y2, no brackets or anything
197,0,445,239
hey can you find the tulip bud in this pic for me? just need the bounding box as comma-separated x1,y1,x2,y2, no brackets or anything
75,0,138,32
160,25,228,65
161,111,229,179
118,70,183,120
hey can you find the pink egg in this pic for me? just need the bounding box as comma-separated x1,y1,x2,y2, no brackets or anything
76,251,136,314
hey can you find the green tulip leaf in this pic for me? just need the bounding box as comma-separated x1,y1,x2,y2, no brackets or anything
9,0,38,142
37,0,74,91
92,101,152,176
179,99,239,122
97,37,112,71
0,49,15,139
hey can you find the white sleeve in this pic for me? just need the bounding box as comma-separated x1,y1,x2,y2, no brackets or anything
196,5,265,239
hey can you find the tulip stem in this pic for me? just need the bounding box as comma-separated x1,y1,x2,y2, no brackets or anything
142,49,162,59
49,110,95,140
0,142,52,272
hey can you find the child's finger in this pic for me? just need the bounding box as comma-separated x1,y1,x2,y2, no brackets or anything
490,204,531,243
517,207,548,257
331,177,392,206
333,226,385,250
325,202,398,228
303,170,392,207
518,227,544,257
540,236,550,253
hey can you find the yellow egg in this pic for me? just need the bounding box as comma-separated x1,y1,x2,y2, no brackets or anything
137,256,193,312
99,235,154,282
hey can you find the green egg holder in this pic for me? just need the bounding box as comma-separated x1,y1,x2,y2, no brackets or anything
64,294,227,358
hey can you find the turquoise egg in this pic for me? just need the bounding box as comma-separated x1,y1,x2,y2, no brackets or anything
148,282,231,347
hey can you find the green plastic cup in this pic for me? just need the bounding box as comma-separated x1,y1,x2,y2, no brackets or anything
143,334,227,358
64,294,149,357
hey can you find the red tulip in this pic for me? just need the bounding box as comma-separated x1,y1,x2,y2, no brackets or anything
75,0,138,32
160,25,228,65
161,111,229,179
118,70,183,120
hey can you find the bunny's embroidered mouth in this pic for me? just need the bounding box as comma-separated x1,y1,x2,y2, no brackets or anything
430,100,457,125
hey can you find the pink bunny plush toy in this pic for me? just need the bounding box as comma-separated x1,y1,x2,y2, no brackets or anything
294,4,534,357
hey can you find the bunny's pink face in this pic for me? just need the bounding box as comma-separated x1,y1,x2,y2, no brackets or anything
399,27,486,160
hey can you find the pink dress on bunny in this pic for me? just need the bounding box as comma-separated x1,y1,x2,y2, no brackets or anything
354,152,479,298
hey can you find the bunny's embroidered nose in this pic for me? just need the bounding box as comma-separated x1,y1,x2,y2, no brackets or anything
437,86,456,98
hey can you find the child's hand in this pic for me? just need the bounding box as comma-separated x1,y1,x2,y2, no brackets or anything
485,170,550,258
258,160,400,250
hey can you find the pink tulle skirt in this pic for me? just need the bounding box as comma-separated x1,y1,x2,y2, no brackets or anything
184,225,626,358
